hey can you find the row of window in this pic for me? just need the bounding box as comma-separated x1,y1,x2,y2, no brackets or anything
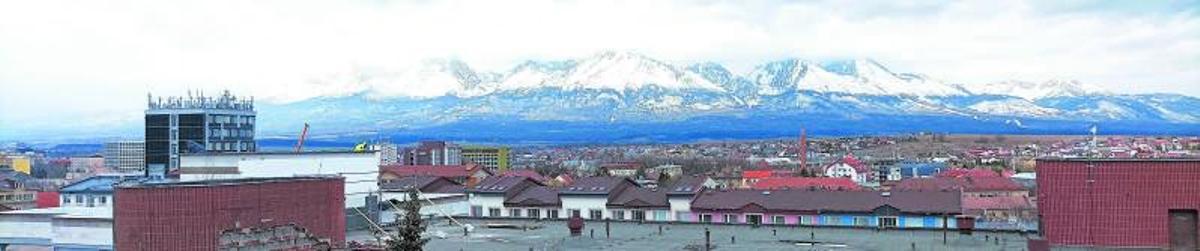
475,207,668,221
208,115,254,125
697,214,894,227
206,141,255,152
209,128,253,138
62,194,109,207
0,193,34,202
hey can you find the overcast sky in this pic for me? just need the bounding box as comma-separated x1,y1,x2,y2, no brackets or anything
1,0,1198,138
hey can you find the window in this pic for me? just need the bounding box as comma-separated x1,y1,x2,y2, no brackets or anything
589,209,603,220
631,210,644,221
75,195,83,204
879,217,898,228
527,209,540,219
773,215,786,225
86,196,95,207
853,216,870,226
63,196,71,204
471,206,483,217
548,210,559,219
700,214,713,223
613,210,625,220
510,209,522,218
823,216,838,225
570,209,582,218
724,214,736,224
745,214,763,225
800,215,814,225
488,208,501,217
99,196,107,204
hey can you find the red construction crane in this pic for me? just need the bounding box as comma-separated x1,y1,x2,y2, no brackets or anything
294,123,309,152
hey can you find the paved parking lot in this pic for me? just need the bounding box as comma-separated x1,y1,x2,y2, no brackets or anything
350,218,1032,251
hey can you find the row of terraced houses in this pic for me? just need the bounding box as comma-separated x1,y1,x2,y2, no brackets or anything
384,174,967,229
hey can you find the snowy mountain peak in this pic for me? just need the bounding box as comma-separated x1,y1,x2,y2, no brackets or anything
972,79,1108,100
820,59,890,76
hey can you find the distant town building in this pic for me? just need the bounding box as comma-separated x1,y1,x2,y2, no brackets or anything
600,162,641,177
401,141,461,166
461,146,510,171
377,142,400,165
113,177,345,250
102,140,144,174
145,90,256,177
65,156,104,180
0,155,31,175
1038,159,1200,249
823,154,872,184
58,175,138,208
0,168,37,210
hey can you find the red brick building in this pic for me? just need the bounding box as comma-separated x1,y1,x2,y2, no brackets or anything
114,176,346,250
1037,159,1200,249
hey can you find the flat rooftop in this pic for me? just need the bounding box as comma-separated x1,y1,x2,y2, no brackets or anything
350,219,1031,251
119,176,342,188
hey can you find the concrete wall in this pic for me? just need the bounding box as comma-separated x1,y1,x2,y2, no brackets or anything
468,194,505,217
180,152,379,208
559,195,608,219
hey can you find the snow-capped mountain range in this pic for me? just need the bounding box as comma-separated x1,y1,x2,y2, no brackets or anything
255,51,1200,142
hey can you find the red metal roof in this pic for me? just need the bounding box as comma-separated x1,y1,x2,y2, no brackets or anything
742,170,772,179
750,177,860,191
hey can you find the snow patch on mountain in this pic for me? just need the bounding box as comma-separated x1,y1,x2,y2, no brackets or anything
971,79,1107,100
968,99,1061,117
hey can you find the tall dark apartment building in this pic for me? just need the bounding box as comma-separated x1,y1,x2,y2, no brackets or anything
145,90,256,177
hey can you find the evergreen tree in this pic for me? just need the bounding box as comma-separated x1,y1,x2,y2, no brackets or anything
387,189,429,251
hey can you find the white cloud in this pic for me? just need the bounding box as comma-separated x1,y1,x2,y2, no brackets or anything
0,0,1197,138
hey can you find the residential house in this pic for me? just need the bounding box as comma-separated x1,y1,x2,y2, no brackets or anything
600,163,641,177
663,176,716,221
504,186,561,219
606,187,668,221
467,176,543,218
824,154,872,184
689,190,962,229
558,177,638,220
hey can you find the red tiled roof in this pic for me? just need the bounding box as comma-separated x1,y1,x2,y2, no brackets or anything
380,164,487,178
750,177,860,191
